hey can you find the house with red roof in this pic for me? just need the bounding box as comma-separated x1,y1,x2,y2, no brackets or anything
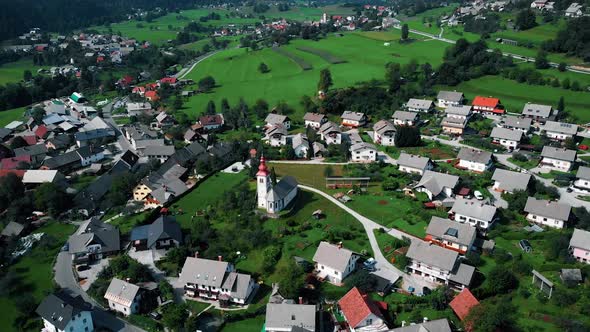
471,96,504,114
449,288,479,322
22,135,38,145
35,125,49,140
145,91,159,102
96,56,105,63
158,77,178,87
0,169,26,178
1,155,32,170
337,287,388,331
132,86,146,96
199,114,224,131
145,83,158,91
117,75,134,88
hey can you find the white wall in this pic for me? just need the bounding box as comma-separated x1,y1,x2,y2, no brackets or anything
322,133,342,145
315,255,358,284
351,149,377,163
108,297,139,316
546,131,573,141
541,157,573,171
526,213,565,229
374,132,395,146
455,213,493,230
574,179,590,190
458,159,491,172
492,138,518,150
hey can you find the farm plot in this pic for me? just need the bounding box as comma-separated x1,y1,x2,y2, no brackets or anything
296,46,346,64
272,47,313,70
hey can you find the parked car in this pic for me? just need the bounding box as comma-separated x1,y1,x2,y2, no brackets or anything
76,265,90,272
363,258,377,271
474,190,484,200
519,239,532,253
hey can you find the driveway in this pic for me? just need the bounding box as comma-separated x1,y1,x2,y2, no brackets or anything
78,258,110,291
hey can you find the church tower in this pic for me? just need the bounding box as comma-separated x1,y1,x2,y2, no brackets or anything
256,155,271,209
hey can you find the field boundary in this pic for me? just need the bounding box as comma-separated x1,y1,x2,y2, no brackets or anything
295,46,346,64
272,47,313,70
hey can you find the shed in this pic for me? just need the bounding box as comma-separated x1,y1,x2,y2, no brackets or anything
532,269,554,298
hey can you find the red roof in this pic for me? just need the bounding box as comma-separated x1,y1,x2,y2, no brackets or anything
472,96,500,108
458,187,470,196
145,91,159,101
449,288,479,321
96,56,105,63
146,83,158,90
159,77,177,84
23,135,37,145
338,287,383,328
121,75,134,85
132,86,146,93
0,170,25,178
35,125,48,139
199,114,223,127
256,155,269,177
1,155,31,169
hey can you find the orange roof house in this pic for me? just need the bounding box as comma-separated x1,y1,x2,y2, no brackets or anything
145,91,159,102
472,96,504,114
449,288,479,321
338,287,386,330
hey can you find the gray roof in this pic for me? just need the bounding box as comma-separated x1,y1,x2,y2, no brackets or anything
268,176,298,201
147,215,182,248
449,263,476,286
561,268,582,282
313,241,356,272
451,197,497,222
457,147,492,164
373,120,396,135
292,133,309,149
341,111,366,121
143,145,175,157
406,98,433,111
445,105,472,116
224,271,253,300
522,103,552,118
426,217,476,247
42,151,81,169
1,221,24,237
313,142,326,153
577,166,590,181
392,111,418,121
490,127,523,141
22,170,61,183
389,319,452,332
303,112,326,123
104,278,140,306
265,113,290,125
36,293,91,331
397,153,431,170
543,121,578,135
502,116,532,130
415,171,459,196
524,197,571,221
135,139,165,149
68,227,120,254
569,229,590,251
266,124,288,137
179,257,229,288
492,168,531,192
350,142,377,152
319,121,341,135
14,144,48,157
406,240,458,271
437,91,464,103
265,303,316,331
441,116,468,128
541,146,576,162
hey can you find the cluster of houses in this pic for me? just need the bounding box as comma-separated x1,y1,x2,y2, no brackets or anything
531,0,585,17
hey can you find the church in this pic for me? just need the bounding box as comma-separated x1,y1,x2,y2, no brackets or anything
257,155,298,214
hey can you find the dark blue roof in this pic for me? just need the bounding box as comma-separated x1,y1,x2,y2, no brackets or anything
130,224,150,241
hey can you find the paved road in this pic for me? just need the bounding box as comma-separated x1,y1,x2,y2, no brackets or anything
175,50,223,79
298,185,435,291
102,98,134,152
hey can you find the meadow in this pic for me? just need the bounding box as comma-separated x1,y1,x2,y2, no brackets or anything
0,107,26,127
0,60,49,85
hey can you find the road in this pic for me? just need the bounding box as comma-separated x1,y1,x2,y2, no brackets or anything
175,50,223,79
101,97,134,152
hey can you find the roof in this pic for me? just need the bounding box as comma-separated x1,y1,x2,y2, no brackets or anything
437,91,464,102
266,124,288,137
179,257,229,288
36,292,91,331
319,121,341,135
450,265,475,287
449,288,479,321
397,153,431,170
268,176,298,201
522,103,552,118
492,168,531,192
445,105,472,116
426,216,476,247
441,116,468,128
104,278,140,307
265,113,290,125
569,228,590,250
543,121,578,135
292,133,309,149
472,96,500,107
502,116,532,130
389,319,452,332
406,98,434,110
392,110,418,121
1,155,31,169
199,114,224,127
350,142,377,152
313,241,356,272
143,145,175,157
338,287,383,328
68,227,120,254
524,197,571,221
457,147,492,164
303,112,326,123
541,146,576,162
561,268,582,282
14,144,47,157
42,151,81,169
22,170,60,183
1,221,25,237
415,170,459,196
490,127,523,141
451,197,497,222
156,112,172,123
265,303,316,331
407,240,458,271
147,215,182,248
577,166,590,181
373,120,396,136
341,111,366,121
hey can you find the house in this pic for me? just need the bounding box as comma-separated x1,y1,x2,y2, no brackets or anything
389,319,452,332
445,105,472,120
405,98,434,113
341,111,367,127
104,278,142,316
543,121,578,141
449,289,479,321
265,124,288,147
372,120,396,146
414,171,459,202
569,228,590,264
313,241,359,285
338,287,387,332
319,121,342,145
471,96,504,114
292,133,310,158
490,127,523,150
350,142,378,163
35,125,49,139
1,221,25,239
179,256,256,305
155,112,175,129
257,156,298,213
540,146,576,172
392,111,418,126
157,76,178,87
145,90,159,102
74,117,116,147
425,216,476,254
565,2,583,17
521,103,553,123
126,102,152,116
46,134,73,150
492,168,532,193
303,112,327,129
143,145,176,163
68,218,120,264
451,197,498,232
573,166,590,192
406,240,475,290
14,143,48,165
1,155,31,170
130,215,182,251
524,197,571,229
265,303,317,332
22,169,65,185
199,114,224,131
69,92,87,104
265,113,291,129
397,153,433,175
437,91,464,108
36,292,94,332
560,268,583,284
500,116,532,133
457,148,493,172
441,115,469,135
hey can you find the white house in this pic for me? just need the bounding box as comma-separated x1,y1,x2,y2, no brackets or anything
500,116,532,133
490,127,523,151
492,168,532,193
457,147,493,172
104,278,142,316
319,121,342,145
521,103,553,123
524,197,571,229
450,197,498,232
36,293,94,332
406,98,434,113
291,133,310,158
265,113,291,129
565,2,583,17
540,146,576,172
265,303,317,332
372,120,396,146
414,170,459,202
350,142,378,163
341,111,367,127
257,156,298,214
77,146,104,166
397,153,433,175
313,241,359,285
265,124,288,147
426,216,477,254
543,121,578,141
573,166,590,192
392,110,418,126
437,91,465,108
303,112,327,129
338,287,388,332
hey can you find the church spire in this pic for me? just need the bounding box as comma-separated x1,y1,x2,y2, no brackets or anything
256,154,269,177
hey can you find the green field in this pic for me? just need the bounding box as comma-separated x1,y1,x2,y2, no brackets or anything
0,60,49,85
0,107,25,127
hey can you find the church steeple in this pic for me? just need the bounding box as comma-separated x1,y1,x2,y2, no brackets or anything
257,155,270,177
256,155,271,209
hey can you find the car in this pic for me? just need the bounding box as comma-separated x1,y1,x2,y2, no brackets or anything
363,258,377,271
567,187,573,193
61,243,69,252
474,190,484,200
76,265,90,272
149,311,162,320
519,239,532,253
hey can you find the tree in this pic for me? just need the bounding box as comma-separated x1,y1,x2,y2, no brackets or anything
571,80,581,91
0,173,24,210
317,69,333,92
558,62,567,72
535,50,550,69
173,96,183,110
10,136,28,149
270,167,277,186
385,62,402,91
324,165,334,177
515,9,537,30
345,270,377,292
283,145,296,160
162,303,189,332
205,100,216,115
258,62,270,73
486,266,518,294
278,262,305,299
31,107,45,124
300,95,317,113
464,299,517,332
198,76,216,92
23,70,32,81
562,78,571,89
253,99,269,119
394,126,421,147
34,182,69,216
401,24,409,40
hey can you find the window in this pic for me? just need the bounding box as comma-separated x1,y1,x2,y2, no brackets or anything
124,308,127,312
335,271,339,275
83,319,87,324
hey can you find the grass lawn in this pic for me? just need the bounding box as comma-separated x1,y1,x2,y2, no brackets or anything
0,107,26,127
268,163,344,189
508,156,539,170
220,314,265,332
0,59,49,85
186,300,212,314
107,211,151,235
384,140,458,160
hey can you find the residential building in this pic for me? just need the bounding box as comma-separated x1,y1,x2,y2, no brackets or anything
265,303,317,332
313,142,327,158
471,96,504,114
457,147,493,172
130,215,182,251
521,103,553,123
524,197,571,229
22,169,64,185
179,257,256,305
573,166,590,192
492,168,532,193
490,127,523,150
68,218,120,264
36,292,94,332
155,112,175,129
389,319,452,332
451,197,498,232
449,289,479,322
500,116,532,133
319,121,342,145
350,142,378,163
1,221,25,239
543,121,578,141
303,112,327,129
540,146,576,172
265,113,291,129
266,124,288,147
441,116,468,135
414,171,459,202
104,278,142,316
74,117,116,147
569,228,590,263
341,111,367,127
445,105,472,120
437,91,464,108
338,287,387,332
199,114,224,131
397,153,433,175
143,144,175,163
392,110,418,126
313,241,359,285
372,120,396,146
257,156,298,213
292,133,310,158
406,98,434,113
565,2,583,17
425,216,476,254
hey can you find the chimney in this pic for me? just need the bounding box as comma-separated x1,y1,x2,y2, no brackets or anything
338,242,342,249
299,297,303,305
195,251,199,258
218,255,223,262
